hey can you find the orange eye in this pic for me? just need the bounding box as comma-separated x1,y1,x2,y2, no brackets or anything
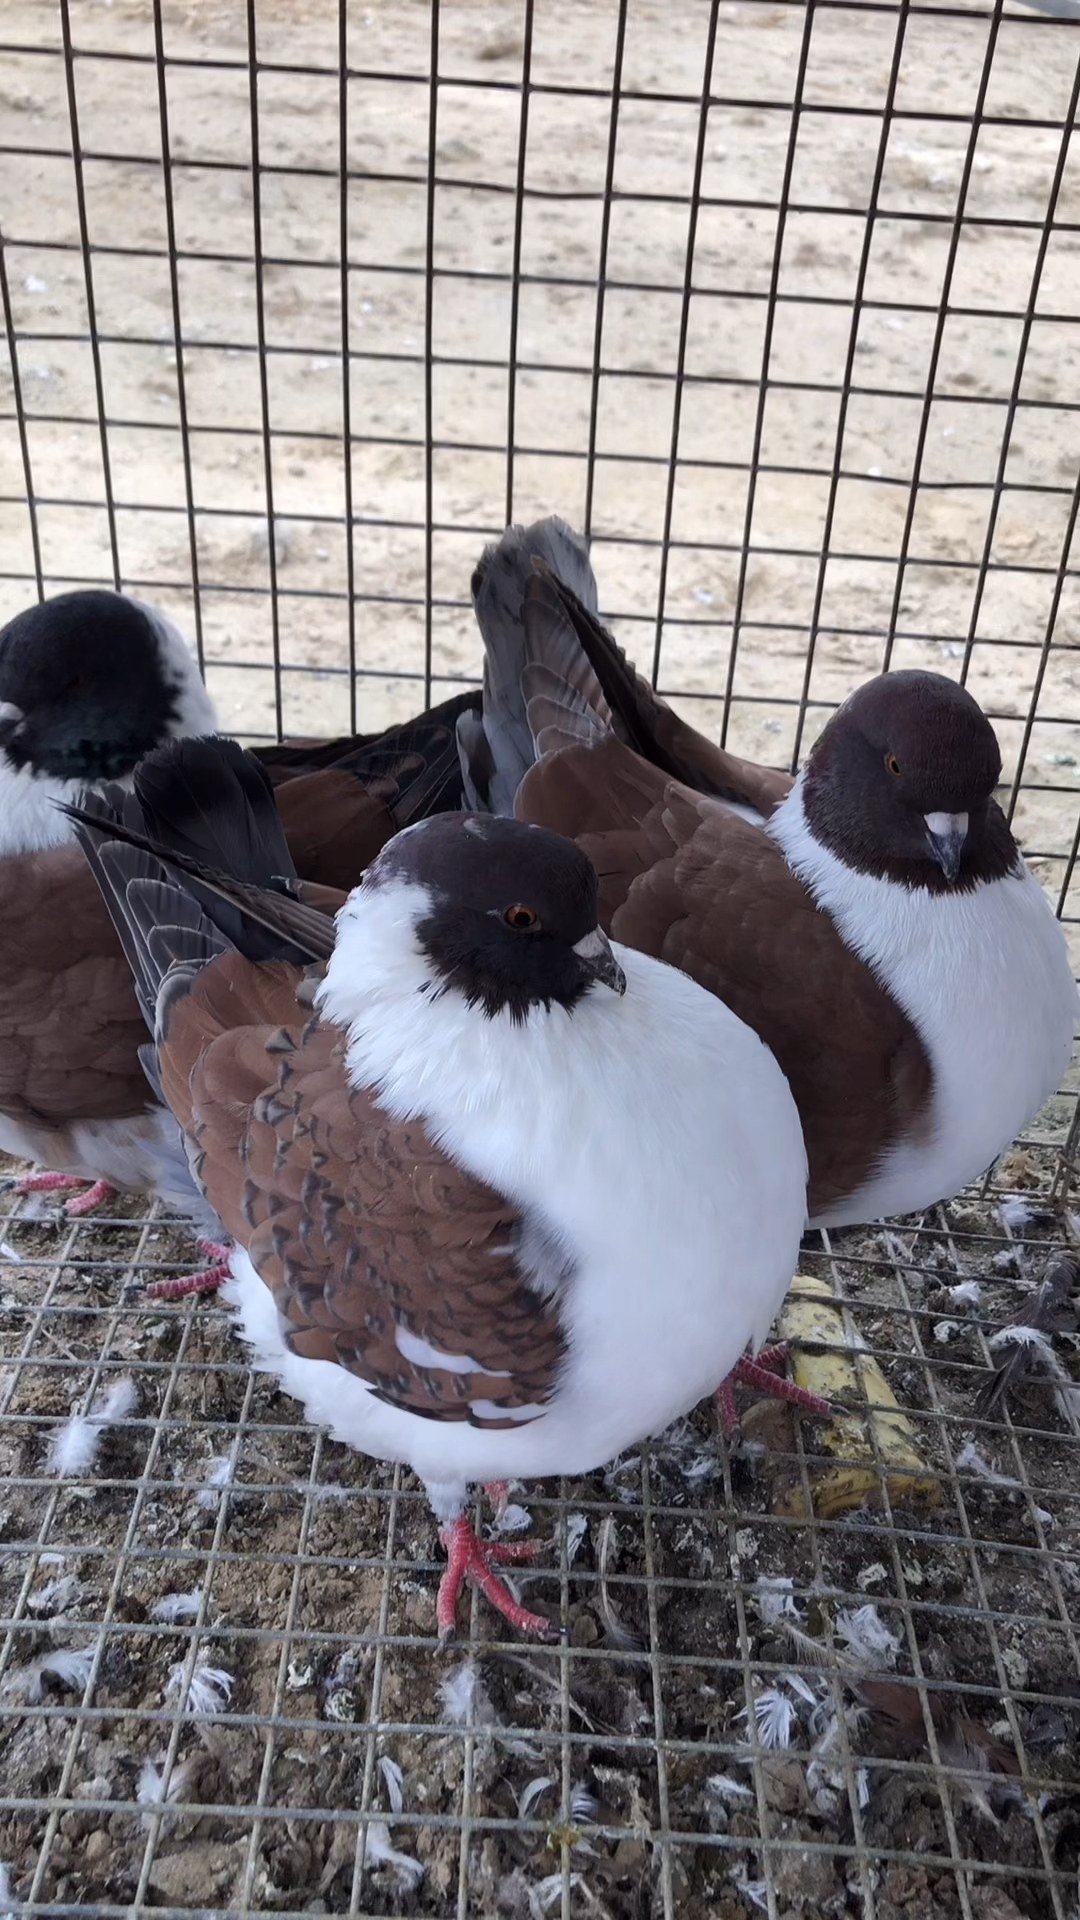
885,753,901,776
504,904,539,931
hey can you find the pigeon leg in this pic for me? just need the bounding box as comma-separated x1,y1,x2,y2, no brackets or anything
145,1240,232,1301
715,1344,834,1438
14,1171,114,1216
436,1514,556,1642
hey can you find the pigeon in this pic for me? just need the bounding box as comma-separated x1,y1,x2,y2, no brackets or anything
65,736,807,1638
0,589,219,1220
456,519,1079,1426
0,587,480,1255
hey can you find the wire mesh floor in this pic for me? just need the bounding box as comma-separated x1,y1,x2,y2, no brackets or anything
3,0,1080,1914
1,1114,1079,1920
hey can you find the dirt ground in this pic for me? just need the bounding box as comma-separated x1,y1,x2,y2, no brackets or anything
2,1,1080,1915
1,1169,1079,1919
2,0,1080,870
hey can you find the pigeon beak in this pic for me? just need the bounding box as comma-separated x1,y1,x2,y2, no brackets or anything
573,926,626,996
924,810,968,884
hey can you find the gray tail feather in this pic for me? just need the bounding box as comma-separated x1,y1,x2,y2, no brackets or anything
458,515,606,814
77,810,234,1052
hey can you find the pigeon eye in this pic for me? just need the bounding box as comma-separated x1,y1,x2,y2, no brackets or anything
885,753,901,776
504,904,539,931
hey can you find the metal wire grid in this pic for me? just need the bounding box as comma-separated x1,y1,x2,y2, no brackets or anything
1,1161,1079,1920
1,0,1080,1916
1,5,1080,824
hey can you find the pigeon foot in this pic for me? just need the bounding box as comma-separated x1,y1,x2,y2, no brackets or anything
436,1514,555,1642
716,1341,835,1437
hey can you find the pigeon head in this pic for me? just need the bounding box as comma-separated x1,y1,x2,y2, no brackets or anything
802,670,1017,890
362,812,626,1020
0,589,216,788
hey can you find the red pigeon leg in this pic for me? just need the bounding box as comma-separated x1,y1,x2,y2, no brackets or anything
145,1240,232,1301
715,1346,834,1437
15,1171,114,1216
436,1514,556,1642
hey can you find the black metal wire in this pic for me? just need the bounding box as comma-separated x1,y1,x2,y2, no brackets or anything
151,0,204,673
721,2,817,748
57,0,121,590
422,0,440,707
651,0,722,686
245,0,283,739
337,0,357,733
0,238,44,600
503,0,535,529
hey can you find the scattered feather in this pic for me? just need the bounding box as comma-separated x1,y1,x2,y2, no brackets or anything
782,1669,822,1707
195,1452,235,1510
596,1514,641,1651
563,1513,588,1566
835,1604,901,1665
0,1239,21,1262
731,1868,770,1912
957,1442,1020,1489
988,1322,1059,1360
48,1376,137,1477
378,1755,404,1815
1,1645,95,1704
1053,1381,1080,1433
856,1765,871,1808
164,1661,233,1717
529,1872,579,1917
361,1822,422,1888
493,1503,532,1535
27,1574,79,1614
137,1755,197,1819
438,1658,496,1729
947,1279,982,1307
570,1782,597,1822
517,1775,555,1819
754,1574,799,1624
741,1687,796,1750
150,1590,202,1622
0,1861,14,1919
999,1196,1034,1233
706,1773,753,1801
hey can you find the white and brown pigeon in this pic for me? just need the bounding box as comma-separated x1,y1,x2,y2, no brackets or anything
0,588,481,1276
65,736,807,1638
457,519,1079,1428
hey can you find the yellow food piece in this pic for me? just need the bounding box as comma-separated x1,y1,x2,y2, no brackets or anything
772,1273,942,1520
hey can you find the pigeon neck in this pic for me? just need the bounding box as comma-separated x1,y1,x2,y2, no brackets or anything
0,755,88,857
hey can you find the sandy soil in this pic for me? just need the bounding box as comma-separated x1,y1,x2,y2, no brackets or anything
2,3,1080,1915
2,0,1080,885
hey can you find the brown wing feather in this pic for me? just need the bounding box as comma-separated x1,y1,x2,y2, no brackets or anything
163,952,567,1426
518,736,931,1220
276,769,397,891
0,845,151,1126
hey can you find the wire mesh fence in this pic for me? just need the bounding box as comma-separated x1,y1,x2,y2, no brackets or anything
2,1,1080,1916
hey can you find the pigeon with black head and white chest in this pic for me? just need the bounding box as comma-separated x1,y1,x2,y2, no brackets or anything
0,589,220,1220
65,741,807,1637
458,520,1078,1429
